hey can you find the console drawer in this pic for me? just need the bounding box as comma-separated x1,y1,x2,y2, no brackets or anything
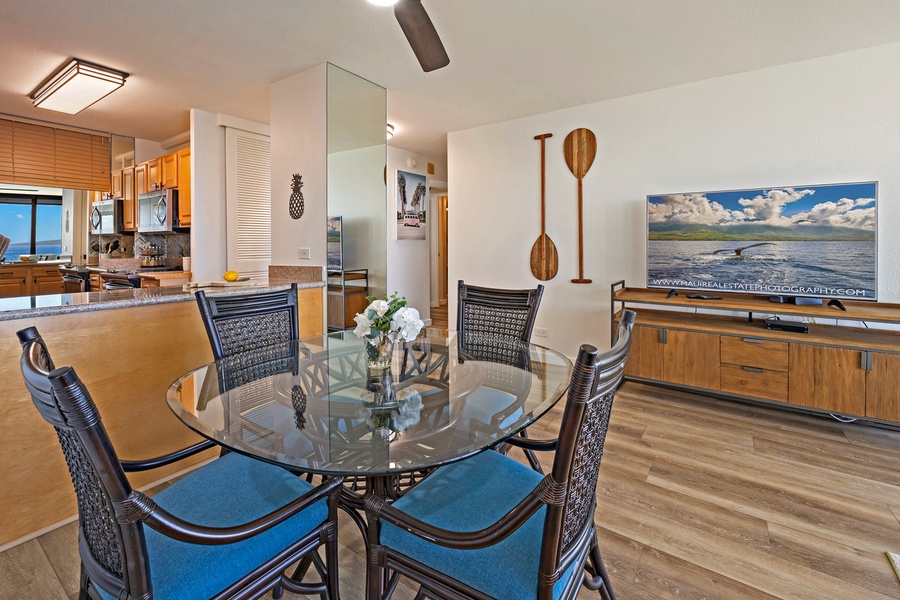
720,364,788,402
721,336,789,371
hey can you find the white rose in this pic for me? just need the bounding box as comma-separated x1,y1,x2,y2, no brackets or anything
353,312,373,339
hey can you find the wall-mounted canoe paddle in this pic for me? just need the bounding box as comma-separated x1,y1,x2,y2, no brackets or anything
530,133,558,280
563,128,597,283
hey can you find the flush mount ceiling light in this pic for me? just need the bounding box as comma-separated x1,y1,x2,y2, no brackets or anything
31,58,128,115
387,123,395,139
367,0,399,5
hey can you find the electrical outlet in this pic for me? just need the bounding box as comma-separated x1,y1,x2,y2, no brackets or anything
298,247,310,259
534,327,548,338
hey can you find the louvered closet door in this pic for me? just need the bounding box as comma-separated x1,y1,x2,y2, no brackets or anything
225,128,271,281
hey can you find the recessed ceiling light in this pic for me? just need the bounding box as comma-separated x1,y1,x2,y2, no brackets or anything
368,0,399,5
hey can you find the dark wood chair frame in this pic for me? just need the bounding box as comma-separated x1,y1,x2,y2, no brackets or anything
363,310,636,600
456,280,545,472
17,326,343,600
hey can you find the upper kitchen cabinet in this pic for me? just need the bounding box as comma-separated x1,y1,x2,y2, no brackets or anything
135,162,148,196
121,165,136,231
111,169,124,198
162,152,178,189
176,148,191,226
147,157,163,191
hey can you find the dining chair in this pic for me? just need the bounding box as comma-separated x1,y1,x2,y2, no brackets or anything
456,280,545,471
195,282,300,360
16,326,342,600
364,310,636,600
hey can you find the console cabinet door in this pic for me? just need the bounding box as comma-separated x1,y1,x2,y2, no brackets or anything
789,344,865,415
866,352,900,422
624,325,665,381
663,330,720,389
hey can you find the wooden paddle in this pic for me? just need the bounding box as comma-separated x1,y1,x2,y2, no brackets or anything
530,133,558,280
563,128,597,283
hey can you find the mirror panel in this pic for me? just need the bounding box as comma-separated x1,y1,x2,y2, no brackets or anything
326,64,387,328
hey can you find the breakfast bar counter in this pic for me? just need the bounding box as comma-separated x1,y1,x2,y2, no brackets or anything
0,276,325,549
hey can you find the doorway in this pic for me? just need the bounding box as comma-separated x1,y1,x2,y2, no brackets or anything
437,195,448,305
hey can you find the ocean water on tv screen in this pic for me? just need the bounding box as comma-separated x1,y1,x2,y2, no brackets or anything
647,240,876,300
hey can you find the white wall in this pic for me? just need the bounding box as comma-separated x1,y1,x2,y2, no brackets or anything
270,64,328,267
448,42,900,358
387,146,446,323
190,108,227,282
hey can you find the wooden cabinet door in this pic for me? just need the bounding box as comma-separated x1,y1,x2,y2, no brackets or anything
31,267,64,296
866,352,900,422
135,163,149,196
121,166,136,231
176,148,191,226
162,152,179,189
789,344,866,415
0,268,28,298
147,158,163,191
663,330,720,389
111,169,123,198
624,325,665,381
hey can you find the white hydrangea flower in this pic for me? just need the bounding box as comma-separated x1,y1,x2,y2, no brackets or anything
390,307,424,342
370,299,390,317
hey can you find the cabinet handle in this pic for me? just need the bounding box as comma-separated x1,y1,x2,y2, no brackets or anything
659,329,667,344
742,366,764,373
860,351,872,371
741,337,765,344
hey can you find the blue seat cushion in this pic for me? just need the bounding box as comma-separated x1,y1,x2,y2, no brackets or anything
97,452,327,600
379,450,578,600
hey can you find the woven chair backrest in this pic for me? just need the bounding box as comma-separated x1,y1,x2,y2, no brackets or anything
17,326,149,598
541,311,635,576
196,283,299,360
457,280,544,343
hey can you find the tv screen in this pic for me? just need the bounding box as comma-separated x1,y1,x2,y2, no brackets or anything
647,181,877,301
327,216,342,272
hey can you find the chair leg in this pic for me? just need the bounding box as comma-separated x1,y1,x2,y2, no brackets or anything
587,537,617,600
78,564,90,600
272,583,284,599
518,429,544,474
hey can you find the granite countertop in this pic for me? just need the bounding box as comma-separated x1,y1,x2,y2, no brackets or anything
0,280,324,322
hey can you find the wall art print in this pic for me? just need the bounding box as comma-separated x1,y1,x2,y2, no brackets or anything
396,170,426,240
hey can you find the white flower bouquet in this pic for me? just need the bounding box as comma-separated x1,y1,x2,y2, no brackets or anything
353,292,424,344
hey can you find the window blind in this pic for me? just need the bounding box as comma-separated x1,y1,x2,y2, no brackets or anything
0,118,111,191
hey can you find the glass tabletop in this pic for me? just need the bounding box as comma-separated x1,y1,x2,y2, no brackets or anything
167,329,572,477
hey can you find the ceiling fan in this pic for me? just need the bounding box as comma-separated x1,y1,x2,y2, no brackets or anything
391,0,450,72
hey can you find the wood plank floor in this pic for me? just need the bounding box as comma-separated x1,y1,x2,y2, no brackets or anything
3,382,899,599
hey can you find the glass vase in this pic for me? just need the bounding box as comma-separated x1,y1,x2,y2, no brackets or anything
365,334,394,374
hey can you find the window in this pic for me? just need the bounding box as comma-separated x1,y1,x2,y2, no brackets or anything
0,194,62,260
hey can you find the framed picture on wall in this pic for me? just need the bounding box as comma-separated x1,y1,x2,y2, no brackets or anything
396,169,427,240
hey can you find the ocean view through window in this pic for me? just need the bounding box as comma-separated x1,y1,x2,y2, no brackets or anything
0,194,63,260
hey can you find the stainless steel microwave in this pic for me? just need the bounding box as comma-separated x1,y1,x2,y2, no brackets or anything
138,189,179,234
89,198,122,235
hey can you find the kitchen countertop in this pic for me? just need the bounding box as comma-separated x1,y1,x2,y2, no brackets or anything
0,280,324,322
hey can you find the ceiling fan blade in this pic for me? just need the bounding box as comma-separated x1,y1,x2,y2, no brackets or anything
394,0,449,72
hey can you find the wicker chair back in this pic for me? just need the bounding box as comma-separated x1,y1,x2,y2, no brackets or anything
456,280,544,343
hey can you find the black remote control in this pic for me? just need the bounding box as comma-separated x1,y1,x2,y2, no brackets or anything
686,294,723,300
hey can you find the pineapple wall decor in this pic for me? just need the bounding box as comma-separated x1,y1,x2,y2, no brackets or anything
289,173,305,219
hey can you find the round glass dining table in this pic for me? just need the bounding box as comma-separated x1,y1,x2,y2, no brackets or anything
167,329,572,483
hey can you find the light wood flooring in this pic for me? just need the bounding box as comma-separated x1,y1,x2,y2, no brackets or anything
3,382,899,599
430,304,449,330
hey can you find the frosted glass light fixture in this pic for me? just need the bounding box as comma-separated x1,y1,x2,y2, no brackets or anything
32,59,128,115
368,0,399,6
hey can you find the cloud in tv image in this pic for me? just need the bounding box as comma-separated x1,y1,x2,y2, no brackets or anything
646,182,877,300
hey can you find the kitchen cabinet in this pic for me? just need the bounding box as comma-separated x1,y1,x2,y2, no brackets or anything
176,148,191,226
0,266,28,298
121,166,137,231
31,265,65,295
111,169,124,199
162,152,178,189
135,163,148,196
147,158,163,191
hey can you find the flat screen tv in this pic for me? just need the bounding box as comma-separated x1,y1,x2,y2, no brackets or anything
327,216,342,272
647,181,877,301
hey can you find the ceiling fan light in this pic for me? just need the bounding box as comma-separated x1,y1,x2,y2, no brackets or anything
31,58,128,115
368,0,399,6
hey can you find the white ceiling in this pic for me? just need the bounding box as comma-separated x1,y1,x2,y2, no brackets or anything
2,0,900,161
